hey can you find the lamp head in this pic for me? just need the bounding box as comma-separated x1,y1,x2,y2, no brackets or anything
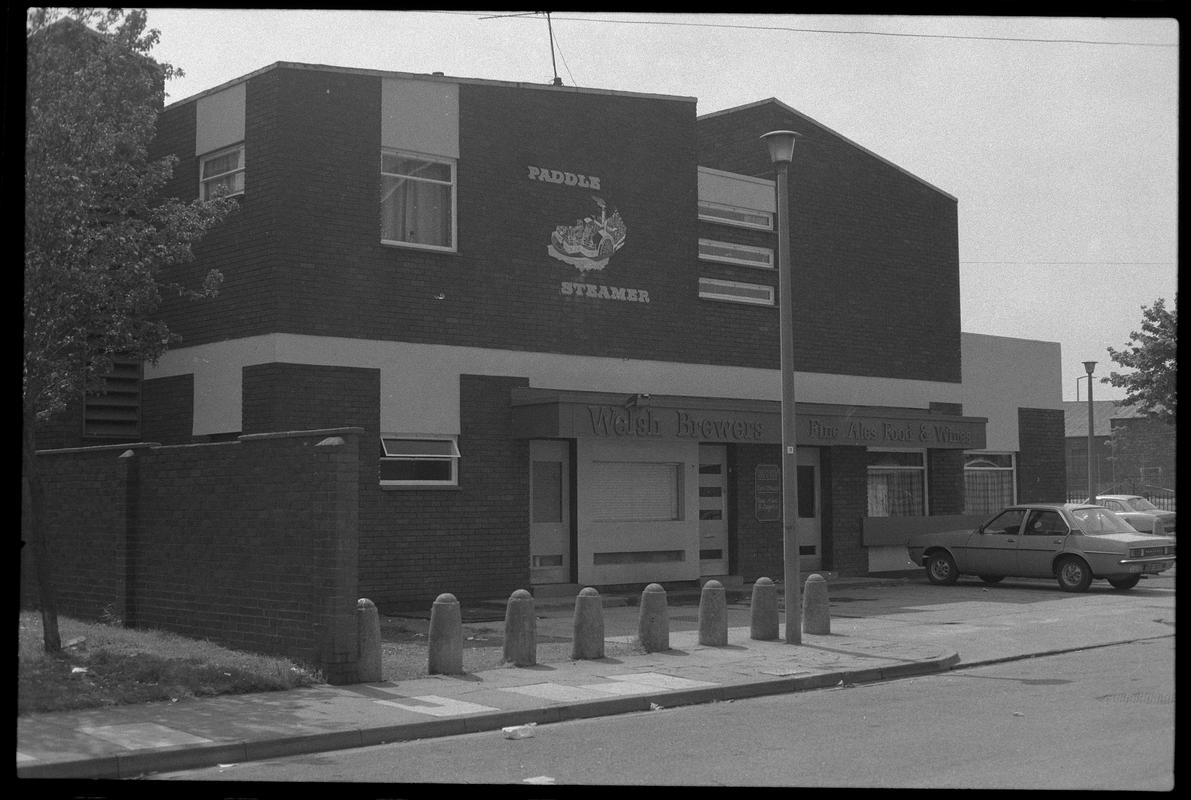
1083,360,1097,376
760,130,802,165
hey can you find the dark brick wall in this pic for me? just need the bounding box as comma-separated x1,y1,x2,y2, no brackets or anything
1018,408,1067,503
32,396,88,451
730,444,783,581
149,67,959,375
822,446,868,575
361,374,532,612
141,374,194,445
237,362,533,612
21,444,136,620
928,449,965,514
153,70,283,346
149,68,714,364
242,363,380,436
22,430,362,682
697,103,962,383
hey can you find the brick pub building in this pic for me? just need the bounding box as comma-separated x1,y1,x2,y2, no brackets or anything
33,63,1067,615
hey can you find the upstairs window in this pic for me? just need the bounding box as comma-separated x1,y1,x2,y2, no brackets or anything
200,143,245,200
380,150,456,250
379,435,460,488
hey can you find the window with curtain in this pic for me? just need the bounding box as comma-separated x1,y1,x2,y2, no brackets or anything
380,150,455,250
964,453,1016,514
200,143,244,200
867,450,926,517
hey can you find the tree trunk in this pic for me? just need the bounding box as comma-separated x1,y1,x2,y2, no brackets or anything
22,402,61,653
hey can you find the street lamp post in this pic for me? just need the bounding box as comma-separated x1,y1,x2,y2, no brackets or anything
761,130,803,645
1083,361,1097,503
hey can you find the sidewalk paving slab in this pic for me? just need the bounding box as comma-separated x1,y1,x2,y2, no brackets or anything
17,623,958,780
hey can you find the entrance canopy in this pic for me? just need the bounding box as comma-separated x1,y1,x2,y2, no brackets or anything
510,387,987,450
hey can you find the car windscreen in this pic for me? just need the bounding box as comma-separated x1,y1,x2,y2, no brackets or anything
1125,497,1160,512
1070,507,1141,534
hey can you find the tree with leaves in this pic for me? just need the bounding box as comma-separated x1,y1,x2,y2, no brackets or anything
24,8,235,652
1104,295,1177,425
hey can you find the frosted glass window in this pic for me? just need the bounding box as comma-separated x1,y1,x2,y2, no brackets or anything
532,461,563,523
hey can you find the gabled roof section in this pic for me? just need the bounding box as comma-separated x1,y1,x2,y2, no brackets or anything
699,97,955,201
165,61,699,110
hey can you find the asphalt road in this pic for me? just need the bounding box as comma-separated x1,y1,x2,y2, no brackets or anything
152,638,1174,788
152,575,1175,787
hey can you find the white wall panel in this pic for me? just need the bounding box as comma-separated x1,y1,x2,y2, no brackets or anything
195,82,246,156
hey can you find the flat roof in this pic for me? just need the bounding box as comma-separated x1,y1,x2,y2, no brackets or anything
165,61,698,110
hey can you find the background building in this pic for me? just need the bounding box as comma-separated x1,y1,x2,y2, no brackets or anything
1063,400,1176,503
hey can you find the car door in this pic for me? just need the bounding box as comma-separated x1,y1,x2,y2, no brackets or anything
965,508,1025,575
1017,509,1070,576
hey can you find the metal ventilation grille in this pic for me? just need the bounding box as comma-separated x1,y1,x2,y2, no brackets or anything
83,357,141,440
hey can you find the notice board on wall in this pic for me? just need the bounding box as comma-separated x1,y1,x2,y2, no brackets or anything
754,464,781,522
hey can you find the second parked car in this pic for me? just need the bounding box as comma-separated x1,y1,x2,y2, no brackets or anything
1091,494,1176,536
906,503,1175,592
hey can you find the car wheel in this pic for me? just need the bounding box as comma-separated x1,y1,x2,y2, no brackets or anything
978,575,1004,584
1056,557,1093,592
926,551,959,585
1108,575,1141,590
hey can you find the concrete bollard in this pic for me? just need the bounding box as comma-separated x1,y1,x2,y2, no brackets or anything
698,579,728,646
571,587,605,660
356,598,382,683
637,583,670,652
502,589,537,666
802,573,831,635
428,592,464,675
750,577,779,640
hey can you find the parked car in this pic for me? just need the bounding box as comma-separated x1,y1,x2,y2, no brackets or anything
906,503,1175,592
1087,494,1176,536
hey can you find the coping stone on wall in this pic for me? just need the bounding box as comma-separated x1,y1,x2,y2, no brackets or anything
237,427,366,443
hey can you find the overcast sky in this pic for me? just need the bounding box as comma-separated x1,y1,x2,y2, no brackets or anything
144,10,1179,402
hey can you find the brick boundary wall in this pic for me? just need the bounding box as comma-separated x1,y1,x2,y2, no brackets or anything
20,428,363,683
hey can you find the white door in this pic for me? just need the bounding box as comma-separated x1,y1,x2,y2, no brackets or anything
699,444,729,576
797,448,822,572
530,440,570,585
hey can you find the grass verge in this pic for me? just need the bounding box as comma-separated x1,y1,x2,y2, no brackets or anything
18,611,322,716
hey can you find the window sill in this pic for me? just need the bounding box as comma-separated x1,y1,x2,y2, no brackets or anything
380,239,457,254
380,483,461,491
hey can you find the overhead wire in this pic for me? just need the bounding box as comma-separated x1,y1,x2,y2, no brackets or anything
455,11,1177,48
